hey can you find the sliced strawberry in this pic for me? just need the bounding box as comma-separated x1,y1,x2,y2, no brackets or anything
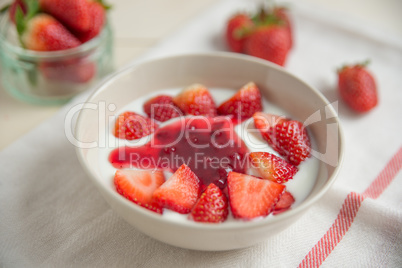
173,84,217,117
253,113,310,166
249,152,297,183
114,169,165,214
227,172,285,220
226,13,254,53
143,95,182,122
74,1,106,42
114,111,158,140
253,112,285,150
153,164,201,214
217,82,263,120
190,183,228,223
39,0,91,32
271,120,311,166
18,14,81,51
273,191,295,214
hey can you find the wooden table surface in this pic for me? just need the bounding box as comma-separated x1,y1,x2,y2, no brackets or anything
0,0,401,150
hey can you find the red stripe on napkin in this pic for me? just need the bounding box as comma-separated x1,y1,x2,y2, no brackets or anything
298,147,402,268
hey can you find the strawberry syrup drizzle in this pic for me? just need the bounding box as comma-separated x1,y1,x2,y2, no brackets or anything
109,117,249,189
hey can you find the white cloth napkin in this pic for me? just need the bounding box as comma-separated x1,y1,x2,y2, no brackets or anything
1,0,401,267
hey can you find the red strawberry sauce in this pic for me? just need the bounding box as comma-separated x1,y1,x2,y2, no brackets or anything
109,116,249,189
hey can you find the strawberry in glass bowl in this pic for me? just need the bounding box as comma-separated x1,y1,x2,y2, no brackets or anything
0,0,113,104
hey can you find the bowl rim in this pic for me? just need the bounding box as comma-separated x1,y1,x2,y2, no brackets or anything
75,51,345,230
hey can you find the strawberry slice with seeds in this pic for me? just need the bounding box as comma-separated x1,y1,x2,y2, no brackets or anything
217,82,263,120
190,183,228,223
249,152,297,183
114,169,165,214
272,120,311,166
143,95,182,122
114,111,158,140
227,172,285,220
253,112,285,151
173,84,217,117
253,113,311,166
153,164,201,214
273,191,295,214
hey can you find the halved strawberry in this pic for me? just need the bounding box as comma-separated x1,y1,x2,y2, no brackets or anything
249,152,297,183
273,191,295,214
217,82,263,120
253,112,285,151
173,84,217,117
114,169,165,214
143,95,182,122
227,171,285,220
190,183,228,223
114,111,158,140
152,164,201,214
253,113,310,166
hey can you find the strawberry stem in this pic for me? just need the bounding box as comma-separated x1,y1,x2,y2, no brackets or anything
359,59,371,67
15,6,25,36
337,59,371,73
251,4,285,27
25,0,39,20
96,0,112,10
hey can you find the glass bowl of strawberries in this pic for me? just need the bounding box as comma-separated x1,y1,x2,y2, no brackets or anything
0,0,113,104
75,53,344,251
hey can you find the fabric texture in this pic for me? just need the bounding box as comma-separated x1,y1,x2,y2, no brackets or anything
1,0,401,267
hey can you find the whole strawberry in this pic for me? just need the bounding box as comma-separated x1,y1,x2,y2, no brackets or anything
225,6,293,66
226,13,254,53
245,25,290,66
39,0,91,33
338,62,378,113
273,7,293,48
17,13,81,51
74,0,109,43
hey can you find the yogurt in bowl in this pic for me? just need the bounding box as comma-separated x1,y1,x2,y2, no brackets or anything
75,53,344,250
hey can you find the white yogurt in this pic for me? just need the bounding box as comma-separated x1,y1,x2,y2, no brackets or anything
98,87,320,223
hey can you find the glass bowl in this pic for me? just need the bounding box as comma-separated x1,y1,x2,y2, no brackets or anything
0,12,113,105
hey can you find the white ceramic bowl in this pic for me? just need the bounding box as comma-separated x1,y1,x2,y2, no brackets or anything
75,52,344,251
